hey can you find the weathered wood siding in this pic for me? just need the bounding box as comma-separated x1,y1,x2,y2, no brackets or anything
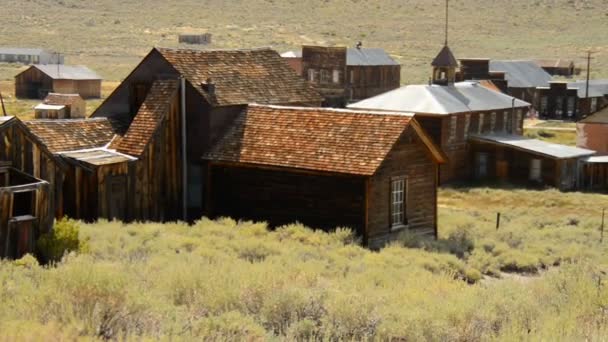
53,79,101,99
15,67,53,99
207,165,367,235
348,64,401,102
367,127,437,248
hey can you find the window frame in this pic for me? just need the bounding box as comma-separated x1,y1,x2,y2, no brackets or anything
389,176,408,230
478,113,485,134
332,69,341,84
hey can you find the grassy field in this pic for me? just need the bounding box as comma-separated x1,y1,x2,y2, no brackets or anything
0,0,606,83
1,187,607,340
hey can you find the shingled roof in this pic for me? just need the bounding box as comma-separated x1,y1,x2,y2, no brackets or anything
23,118,115,153
203,104,444,176
156,47,322,107
431,45,458,67
43,93,83,106
113,80,178,157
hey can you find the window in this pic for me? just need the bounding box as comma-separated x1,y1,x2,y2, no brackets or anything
555,97,564,117
464,114,471,139
502,112,508,132
478,113,485,133
390,178,407,229
529,159,542,181
515,110,523,134
475,153,488,178
540,96,548,116
591,98,598,113
567,97,576,117
320,69,331,84
350,70,355,84
449,116,457,142
307,69,317,82
332,69,341,84
490,112,497,133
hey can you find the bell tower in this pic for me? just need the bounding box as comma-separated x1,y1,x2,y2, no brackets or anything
431,0,458,86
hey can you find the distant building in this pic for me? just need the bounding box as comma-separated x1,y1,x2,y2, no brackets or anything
178,33,212,45
577,107,608,155
0,48,64,65
488,60,552,104
14,65,102,99
280,50,303,75
41,93,86,118
536,80,608,121
535,59,577,77
299,44,401,107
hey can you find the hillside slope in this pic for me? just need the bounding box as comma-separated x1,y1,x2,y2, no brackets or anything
1,0,607,82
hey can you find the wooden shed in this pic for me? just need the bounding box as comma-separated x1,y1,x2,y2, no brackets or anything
42,93,86,118
203,104,446,248
15,65,102,99
0,165,52,259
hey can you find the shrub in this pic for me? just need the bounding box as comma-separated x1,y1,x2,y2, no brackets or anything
36,218,89,263
193,311,266,340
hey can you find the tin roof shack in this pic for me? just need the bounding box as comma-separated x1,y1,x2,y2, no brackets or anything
280,50,303,76
489,60,552,106
536,59,577,77
577,107,608,154
34,104,67,120
567,80,608,117
15,65,102,99
536,81,580,120
41,93,86,118
0,48,63,65
0,166,52,259
301,45,400,107
93,47,322,219
469,134,594,191
203,105,445,248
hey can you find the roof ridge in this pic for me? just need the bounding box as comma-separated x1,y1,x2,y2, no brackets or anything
157,46,273,53
250,104,414,117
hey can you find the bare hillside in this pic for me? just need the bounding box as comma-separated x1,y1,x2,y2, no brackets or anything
0,0,607,82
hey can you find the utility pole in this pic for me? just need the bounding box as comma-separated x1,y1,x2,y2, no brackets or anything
585,50,593,99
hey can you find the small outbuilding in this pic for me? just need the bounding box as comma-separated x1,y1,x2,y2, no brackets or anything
41,93,86,118
15,65,102,99
203,104,446,248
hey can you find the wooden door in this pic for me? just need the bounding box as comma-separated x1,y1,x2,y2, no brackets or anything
6,215,35,259
107,175,127,221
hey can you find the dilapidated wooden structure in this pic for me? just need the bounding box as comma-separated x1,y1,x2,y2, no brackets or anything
15,64,102,99
41,93,86,118
203,104,446,248
301,45,400,107
93,47,322,220
0,165,52,259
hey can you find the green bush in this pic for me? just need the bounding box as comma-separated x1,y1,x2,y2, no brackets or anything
36,218,89,263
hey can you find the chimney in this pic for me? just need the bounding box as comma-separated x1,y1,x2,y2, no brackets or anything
201,78,215,96
356,41,362,50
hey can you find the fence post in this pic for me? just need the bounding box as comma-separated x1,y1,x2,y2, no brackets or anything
496,212,501,230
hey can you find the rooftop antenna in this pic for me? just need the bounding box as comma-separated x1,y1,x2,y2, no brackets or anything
444,0,449,46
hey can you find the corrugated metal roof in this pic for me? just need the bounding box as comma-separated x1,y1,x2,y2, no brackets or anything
61,148,135,166
489,60,552,88
348,81,530,115
585,156,608,163
568,80,608,98
35,104,65,111
470,133,595,159
0,47,46,55
346,48,399,66
32,64,102,80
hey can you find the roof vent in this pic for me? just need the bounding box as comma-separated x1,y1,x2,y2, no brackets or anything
201,78,215,96
356,41,362,50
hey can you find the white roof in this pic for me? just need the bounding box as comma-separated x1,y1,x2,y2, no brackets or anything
471,134,595,159
280,50,302,58
348,81,530,115
0,47,46,55
32,64,102,80
585,156,608,163
34,104,65,111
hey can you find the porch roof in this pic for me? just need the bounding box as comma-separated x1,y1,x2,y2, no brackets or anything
470,133,595,159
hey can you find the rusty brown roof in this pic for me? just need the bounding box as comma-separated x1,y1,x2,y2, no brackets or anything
113,80,178,157
431,45,458,67
203,104,419,175
156,47,322,107
24,118,114,153
43,93,83,106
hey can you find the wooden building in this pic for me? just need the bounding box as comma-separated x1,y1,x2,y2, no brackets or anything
41,93,86,118
577,107,608,154
280,50,303,75
469,134,594,190
535,59,577,77
0,165,52,259
15,65,102,99
350,45,531,184
0,48,63,65
179,34,212,45
202,105,446,248
488,60,552,106
34,104,68,120
300,44,400,107
92,47,322,220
